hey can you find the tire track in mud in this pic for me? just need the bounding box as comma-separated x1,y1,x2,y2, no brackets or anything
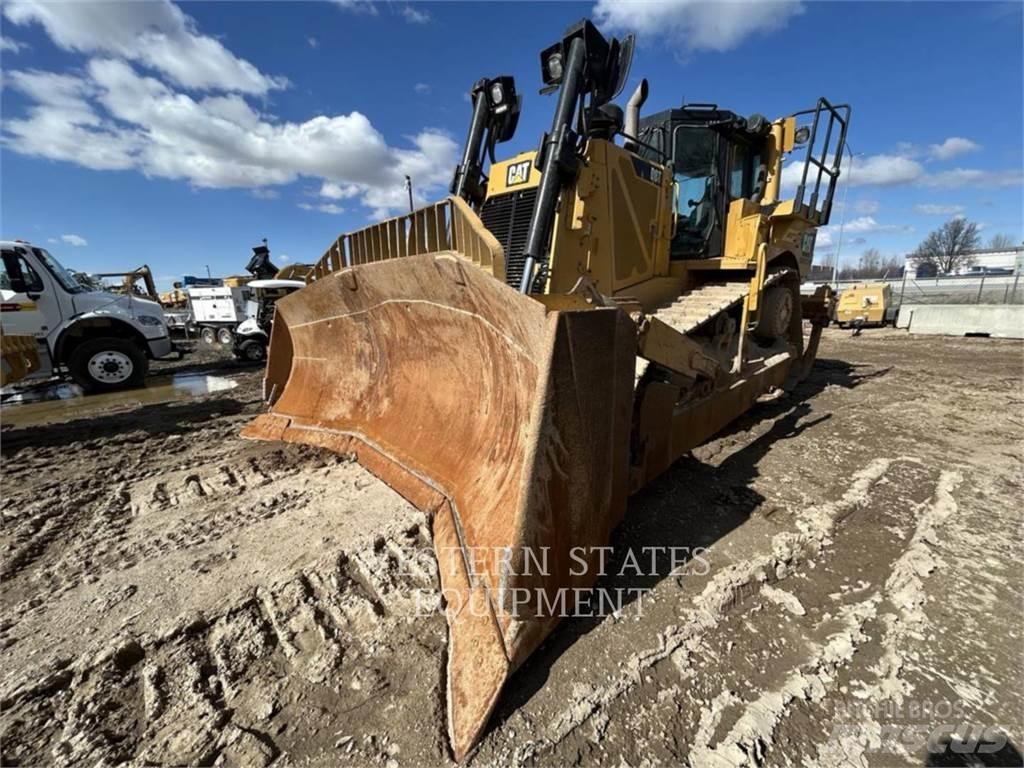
2,398,452,767
3,448,347,620
508,457,965,766
685,469,964,768
1,526,445,767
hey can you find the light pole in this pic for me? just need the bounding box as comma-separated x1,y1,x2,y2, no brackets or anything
831,146,860,290
404,175,414,214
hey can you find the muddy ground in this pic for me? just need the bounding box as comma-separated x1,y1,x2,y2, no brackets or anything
1,329,1022,767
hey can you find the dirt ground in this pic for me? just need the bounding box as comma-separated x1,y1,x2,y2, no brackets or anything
1,329,1022,767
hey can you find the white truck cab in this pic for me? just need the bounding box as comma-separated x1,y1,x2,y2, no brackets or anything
0,239,178,392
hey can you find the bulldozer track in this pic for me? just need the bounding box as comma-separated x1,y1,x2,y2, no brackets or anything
649,269,795,339
650,281,750,336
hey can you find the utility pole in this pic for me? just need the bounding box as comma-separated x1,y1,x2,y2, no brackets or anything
832,146,857,292
404,175,414,214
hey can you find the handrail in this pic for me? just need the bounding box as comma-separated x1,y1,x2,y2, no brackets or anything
307,196,504,283
793,97,851,226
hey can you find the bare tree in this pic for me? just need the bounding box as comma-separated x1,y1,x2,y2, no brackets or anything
836,249,904,280
858,248,881,276
910,218,981,274
879,254,904,278
987,233,1018,250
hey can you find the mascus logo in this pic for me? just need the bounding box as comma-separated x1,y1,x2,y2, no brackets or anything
506,160,532,187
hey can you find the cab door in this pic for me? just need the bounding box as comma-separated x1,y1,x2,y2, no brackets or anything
1,246,62,340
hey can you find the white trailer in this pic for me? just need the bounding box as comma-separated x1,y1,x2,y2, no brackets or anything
187,284,252,345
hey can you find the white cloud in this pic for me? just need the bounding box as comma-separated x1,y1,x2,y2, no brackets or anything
3,69,142,171
61,234,88,247
841,216,911,234
593,0,803,53
320,181,361,200
331,0,379,15
299,202,346,215
928,137,980,161
413,82,431,95
1,35,29,53
854,199,880,215
250,188,280,200
4,56,458,216
846,154,925,187
920,168,1024,189
3,0,285,94
279,254,292,263
914,203,965,215
307,36,319,49
401,5,431,24
781,152,923,192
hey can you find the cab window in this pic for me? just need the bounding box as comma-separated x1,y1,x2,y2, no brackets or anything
673,127,718,230
32,247,83,292
729,144,754,200
1,250,45,293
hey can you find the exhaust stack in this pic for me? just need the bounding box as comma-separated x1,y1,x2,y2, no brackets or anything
623,78,649,151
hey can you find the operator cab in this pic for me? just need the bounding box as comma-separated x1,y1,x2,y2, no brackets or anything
638,105,771,260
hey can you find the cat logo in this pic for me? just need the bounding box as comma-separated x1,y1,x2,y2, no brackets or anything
506,160,532,187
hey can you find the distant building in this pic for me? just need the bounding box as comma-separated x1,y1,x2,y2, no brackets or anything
953,246,1024,275
907,246,1023,276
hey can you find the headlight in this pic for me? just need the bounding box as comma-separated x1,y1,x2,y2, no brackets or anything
138,315,165,327
545,52,563,83
490,82,504,106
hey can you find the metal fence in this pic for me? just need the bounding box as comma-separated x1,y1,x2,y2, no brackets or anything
817,274,1024,306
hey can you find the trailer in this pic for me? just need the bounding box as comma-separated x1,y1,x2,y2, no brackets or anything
186,283,252,345
834,283,898,329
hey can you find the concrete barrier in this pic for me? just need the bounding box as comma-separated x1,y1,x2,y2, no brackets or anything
896,304,1024,338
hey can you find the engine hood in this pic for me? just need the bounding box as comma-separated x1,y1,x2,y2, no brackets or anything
74,290,165,319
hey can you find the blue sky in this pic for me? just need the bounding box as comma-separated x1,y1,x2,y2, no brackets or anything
2,0,1021,288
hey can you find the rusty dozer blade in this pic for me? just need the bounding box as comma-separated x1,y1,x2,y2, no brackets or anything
242,253,636,759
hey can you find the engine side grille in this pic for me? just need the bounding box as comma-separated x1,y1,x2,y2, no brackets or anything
479,187,538,290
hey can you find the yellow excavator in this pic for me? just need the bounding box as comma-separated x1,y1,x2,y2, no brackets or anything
244,18,848,759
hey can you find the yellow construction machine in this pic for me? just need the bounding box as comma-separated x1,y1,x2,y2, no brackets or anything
244,18,848,759
835,282,898,328
0,329,41,386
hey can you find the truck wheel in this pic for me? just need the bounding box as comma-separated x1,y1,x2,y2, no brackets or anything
217,327,234,345
68,337,147,393
237,339,266,362
200,327,216,345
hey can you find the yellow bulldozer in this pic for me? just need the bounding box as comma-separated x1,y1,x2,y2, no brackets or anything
244,18,849,759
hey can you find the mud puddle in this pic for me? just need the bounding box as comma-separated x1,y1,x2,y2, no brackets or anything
0,373,239,428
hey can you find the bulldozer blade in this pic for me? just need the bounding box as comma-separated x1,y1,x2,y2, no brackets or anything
242,252,636,759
